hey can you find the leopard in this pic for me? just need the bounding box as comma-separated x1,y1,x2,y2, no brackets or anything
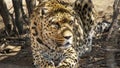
29,0,96,68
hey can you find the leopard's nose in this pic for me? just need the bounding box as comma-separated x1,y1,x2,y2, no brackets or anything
64,36,71,39
63,30,73,40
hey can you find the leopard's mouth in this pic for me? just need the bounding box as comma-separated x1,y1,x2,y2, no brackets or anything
57,42,71,48
59,37,73,49
64,42,72,47
59,43,72,49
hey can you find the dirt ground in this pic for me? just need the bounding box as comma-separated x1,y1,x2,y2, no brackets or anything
0,0,120,68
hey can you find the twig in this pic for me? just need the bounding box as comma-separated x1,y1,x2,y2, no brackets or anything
106,0,120,40
105,0,120,68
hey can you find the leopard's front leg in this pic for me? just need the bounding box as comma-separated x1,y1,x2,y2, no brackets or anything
56,47,78,68
31,37,55,68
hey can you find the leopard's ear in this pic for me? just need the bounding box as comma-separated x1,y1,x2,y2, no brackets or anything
57,0,76,6
37,0,43,4
37,0,52,4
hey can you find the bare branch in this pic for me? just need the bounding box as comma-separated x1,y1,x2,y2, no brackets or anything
107,0,120,40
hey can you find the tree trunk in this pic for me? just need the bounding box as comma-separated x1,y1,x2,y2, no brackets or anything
0,0,13,36
12,0,24,34
26,0,36,17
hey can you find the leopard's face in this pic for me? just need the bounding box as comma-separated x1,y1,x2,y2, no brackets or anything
39,13,75,49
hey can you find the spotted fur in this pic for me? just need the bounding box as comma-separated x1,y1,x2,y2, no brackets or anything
30,0,95,68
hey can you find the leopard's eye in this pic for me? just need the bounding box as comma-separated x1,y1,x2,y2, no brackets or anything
54,23,60,29
69,20,74,25
51,23,60,29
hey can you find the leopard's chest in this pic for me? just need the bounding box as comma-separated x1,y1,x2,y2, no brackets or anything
40,48,65,66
